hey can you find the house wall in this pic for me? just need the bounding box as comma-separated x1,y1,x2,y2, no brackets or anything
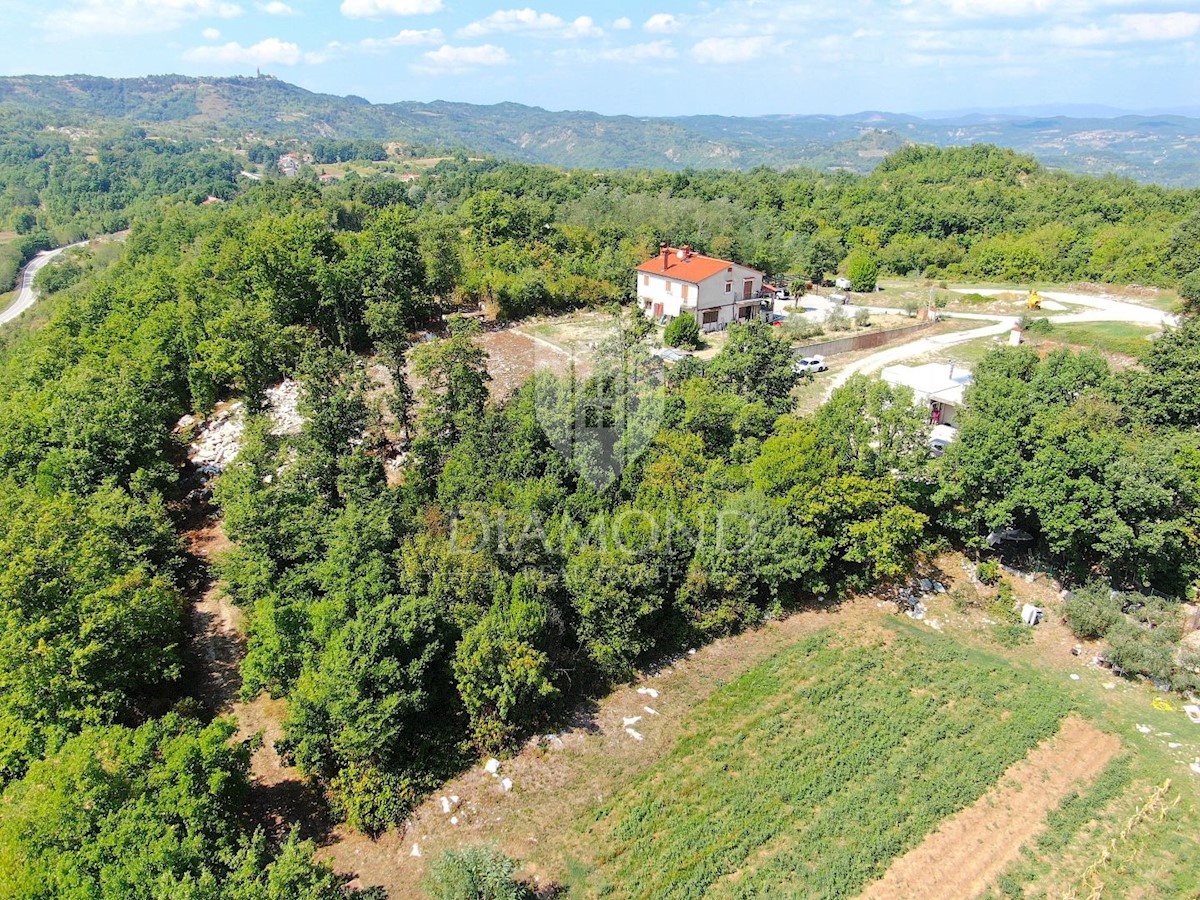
637,264,763,329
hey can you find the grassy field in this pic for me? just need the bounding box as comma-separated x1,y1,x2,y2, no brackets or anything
570,624,1071,899
1030,320,1161,358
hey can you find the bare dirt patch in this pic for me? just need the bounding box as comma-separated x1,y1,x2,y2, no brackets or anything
477,328,573,399
859,716,1121,900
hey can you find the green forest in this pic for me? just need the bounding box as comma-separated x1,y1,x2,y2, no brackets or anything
1,143,1200,896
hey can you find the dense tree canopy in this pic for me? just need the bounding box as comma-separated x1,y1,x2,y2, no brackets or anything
1,143,1199,894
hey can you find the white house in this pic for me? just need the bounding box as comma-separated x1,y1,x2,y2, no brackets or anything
636,245,767,332
880,362,973,428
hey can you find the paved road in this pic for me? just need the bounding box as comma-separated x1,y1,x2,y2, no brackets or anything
824,289,1177,397
0,241,87,326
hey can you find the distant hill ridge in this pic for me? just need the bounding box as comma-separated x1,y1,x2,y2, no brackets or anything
3,74,1200,185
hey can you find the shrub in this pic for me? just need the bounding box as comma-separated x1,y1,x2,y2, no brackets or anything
1063,583,1123,640
976,560,1001,585
949,582,979,612
330,764,423,836
1104,620,1176,681
424,845,531,900
854,307,870,328
825,305,850,332
664,313,701,349
844,250,878,292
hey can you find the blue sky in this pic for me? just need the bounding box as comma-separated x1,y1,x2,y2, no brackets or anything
2,0,1199,116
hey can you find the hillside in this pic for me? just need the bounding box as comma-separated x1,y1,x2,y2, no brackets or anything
4,75,1200,184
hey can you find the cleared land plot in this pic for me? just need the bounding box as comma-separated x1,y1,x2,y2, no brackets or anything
1030,320,1160,358
573,625,1070,899
860,716,1120,900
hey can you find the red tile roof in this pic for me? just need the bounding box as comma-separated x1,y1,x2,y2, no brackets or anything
635,247,762,284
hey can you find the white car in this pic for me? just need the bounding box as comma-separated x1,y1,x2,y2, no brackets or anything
793,355,828,375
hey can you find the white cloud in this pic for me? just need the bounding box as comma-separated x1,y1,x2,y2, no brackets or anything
340,0,443,18
414,43,511,73
459,8,602,39
613,16,631,30
1116,12,1200,42
202,26,221,38
359,27,444,50
692,35,780,64
44,0,242,37
257,0,295,13
944,0,1053,18
600,40,677,63
643,13,679,34
185,36,321,64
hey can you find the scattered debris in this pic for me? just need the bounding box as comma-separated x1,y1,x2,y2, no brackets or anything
484,758,501,775
441,797,452,814
450,816,459,825
1104,683,1116,690
637,687,659,699
1136,724,1153,734
625,728,643,742
1021,604,1043,626
919,578,934,593
933,581,946,594
643,706,658,716
1153,698,1175,712
1169,742,1183,749
688,648,696,655
410,844,421,858
1183,704,1200,725
501,777,513,792
622,716,642,727
927,618,943,631
1070,674,1081,681
1191,761,1200,776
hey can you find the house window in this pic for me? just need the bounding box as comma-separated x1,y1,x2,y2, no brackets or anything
681,284,689,301
703,309,719,325
643,298,652,310
743,278,755,298
724,281,732,293
642,274,649,286
665,281,673,295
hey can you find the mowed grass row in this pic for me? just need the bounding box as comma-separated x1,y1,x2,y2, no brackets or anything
575,623,1071,899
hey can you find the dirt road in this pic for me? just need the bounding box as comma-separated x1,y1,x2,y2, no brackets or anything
826,287,1177,397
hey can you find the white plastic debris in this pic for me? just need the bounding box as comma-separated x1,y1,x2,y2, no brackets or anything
1191,761,1200,776
441,797,451,814
1184,704,1200,725
637,687,659,699
1021,604,1043,626
1170,742,1183,749
484,758,501,775
625,728,643,742
688,648,696,655
1136,724,1153,734
450,816,459,825
450,795,459,804
1070,674,1081,681
410,844,421,858
643,706,658,716
1104,683,1116,690
622,716,642,727
501,777,513,792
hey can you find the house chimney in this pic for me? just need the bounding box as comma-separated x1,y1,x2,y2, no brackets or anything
682,244,692,260
661,243,670,271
